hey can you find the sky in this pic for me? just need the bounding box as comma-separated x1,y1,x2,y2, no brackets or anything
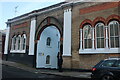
0,0,64,30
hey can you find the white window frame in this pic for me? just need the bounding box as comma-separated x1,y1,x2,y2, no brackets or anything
10,34,26,53
79,21,120,54
11,36,16,50
95,22,105,49
21,34,26,51
46,37,51,47
17,35,21,50
46,55,50,64
108,20,120,48
83,24,92,49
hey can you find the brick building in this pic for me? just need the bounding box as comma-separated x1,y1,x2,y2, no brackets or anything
4,1,120,69
0,30,6,59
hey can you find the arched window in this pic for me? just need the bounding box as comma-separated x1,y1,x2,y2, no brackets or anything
46,55,50,64
95,23,105,48
83,25,92,49
46,37,51,46
21,34,26,50
109,21,120,48
11,36,16,50
17,35,21,50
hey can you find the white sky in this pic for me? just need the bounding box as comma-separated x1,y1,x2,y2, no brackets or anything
0,0,64,30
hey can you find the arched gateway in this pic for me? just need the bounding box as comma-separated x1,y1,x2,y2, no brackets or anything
36,17,62,69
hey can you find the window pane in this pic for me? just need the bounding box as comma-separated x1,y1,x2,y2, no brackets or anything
115,37,119,48
18,37,20,50
101,60,116,67
88,39,92,48
83,25,92,49
110,24,114,36
84,39,87,48
100,26,104,37
96,23,104,48
96,26,100,37
109,21,120,48
84,26,88,38
114,60,120,67
114,22,119,36
14,37,16,50
83,25,92,39
97,38,100,48
46,37,51,46
110,37,114,48
88,27,92,39
101,38,104,48
46,55,50,64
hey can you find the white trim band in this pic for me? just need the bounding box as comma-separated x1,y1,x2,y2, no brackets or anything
79,48,120,54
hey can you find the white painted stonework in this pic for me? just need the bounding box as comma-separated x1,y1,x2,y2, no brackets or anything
80,29,83,50
4,26,10,54
36,26,60,69
29,17,36,55
63,8,72,56
105,26,109,48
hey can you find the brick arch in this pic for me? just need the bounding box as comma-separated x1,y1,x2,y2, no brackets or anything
36,16,62,41
106,14,120,25
12,32,21,37
21,31,27,37
12,34,16,38
21,33,26,37
80,19,93,28
93,17,106,26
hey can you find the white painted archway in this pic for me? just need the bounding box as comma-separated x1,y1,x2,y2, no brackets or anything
36,26,60,69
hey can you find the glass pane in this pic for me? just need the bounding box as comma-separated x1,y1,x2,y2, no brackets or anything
14,37,16,50
46,37,51,46
18,37,20,50
84,39,87,48
83,25,92,49
96,23,104,38
96,26,100,37
115,37,119,48
114,60,120,67
114,22,119,36
97,38,100,48
83,26,88,38
46,55,50,64
110,37,114,48
100,26,104,37
88,27,92,39
88,39,92,48
110,24,114,36
101,60,116,67
83,25,92,39
101,38,104,48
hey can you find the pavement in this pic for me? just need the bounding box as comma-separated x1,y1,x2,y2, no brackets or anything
2,60,92,79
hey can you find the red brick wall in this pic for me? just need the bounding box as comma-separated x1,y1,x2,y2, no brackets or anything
80,2,120,15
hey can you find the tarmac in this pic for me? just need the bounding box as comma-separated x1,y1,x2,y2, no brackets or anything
1,60,92,79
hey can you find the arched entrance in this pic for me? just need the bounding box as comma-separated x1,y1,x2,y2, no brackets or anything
36,25,60,69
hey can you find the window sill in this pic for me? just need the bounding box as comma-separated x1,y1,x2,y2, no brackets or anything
79,48,120,54
46,46,52,48
10,50,26,53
